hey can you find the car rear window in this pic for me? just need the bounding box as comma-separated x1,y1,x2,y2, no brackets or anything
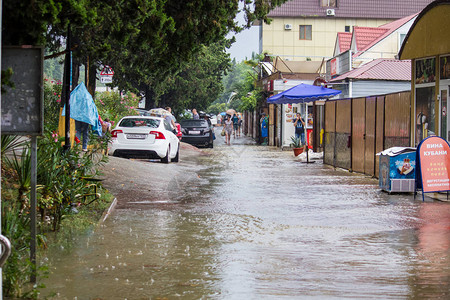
180,120,208,127
119,118,160,128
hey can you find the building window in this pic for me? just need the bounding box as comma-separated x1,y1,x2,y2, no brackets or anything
320,0,337,7
399,33,407,48
345,25,350,32
299,25,312,40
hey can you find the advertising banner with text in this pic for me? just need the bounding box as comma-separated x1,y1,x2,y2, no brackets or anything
418,136,450,193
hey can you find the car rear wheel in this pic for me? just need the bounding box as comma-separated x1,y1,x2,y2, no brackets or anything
161,147,170,163
172,145,180,162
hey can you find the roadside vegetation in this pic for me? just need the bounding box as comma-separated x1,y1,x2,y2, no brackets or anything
1,79,138,298
208,54,265,115
2,0,289,297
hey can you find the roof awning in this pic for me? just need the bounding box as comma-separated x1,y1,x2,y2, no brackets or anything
267,83,341,104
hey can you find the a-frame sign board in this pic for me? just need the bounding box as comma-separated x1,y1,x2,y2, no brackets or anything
415,136,450,201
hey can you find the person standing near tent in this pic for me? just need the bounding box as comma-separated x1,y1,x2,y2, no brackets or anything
64,82,103,152
261,113,268,145
76,120,90,151
293,113,306,151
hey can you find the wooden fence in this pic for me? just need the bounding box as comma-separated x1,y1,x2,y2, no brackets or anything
324,91,411,177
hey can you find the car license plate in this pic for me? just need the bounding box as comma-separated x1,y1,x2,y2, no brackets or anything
127,134,145,139
189,130,201,135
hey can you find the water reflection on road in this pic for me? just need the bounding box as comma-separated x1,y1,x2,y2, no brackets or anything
41,138,450,299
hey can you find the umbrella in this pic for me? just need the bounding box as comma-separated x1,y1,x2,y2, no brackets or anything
267,83,341,164
147,108,172,118
267,83,341,104
226,109,236,116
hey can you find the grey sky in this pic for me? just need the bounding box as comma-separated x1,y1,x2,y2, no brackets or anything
226,4,261,62
226,25,260,62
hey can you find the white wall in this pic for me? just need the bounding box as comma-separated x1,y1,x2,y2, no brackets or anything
262,17,391,60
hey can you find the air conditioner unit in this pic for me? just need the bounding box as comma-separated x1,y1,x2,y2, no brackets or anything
284,24,292,30
326,9,335,16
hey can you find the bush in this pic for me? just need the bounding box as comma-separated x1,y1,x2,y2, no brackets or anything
43,78,63,132
37,130,107,231
95,91,140,126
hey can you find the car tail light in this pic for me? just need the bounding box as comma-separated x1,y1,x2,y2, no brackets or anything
150,131,165,139
111,129,123,138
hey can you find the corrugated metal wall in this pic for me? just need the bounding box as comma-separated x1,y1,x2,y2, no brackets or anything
335,99,351,170
324,101,336,165
352,98,366,173
324,91,411,177
364,97,376,176
384,92,410,149
351,81,411,99
375,96,385,178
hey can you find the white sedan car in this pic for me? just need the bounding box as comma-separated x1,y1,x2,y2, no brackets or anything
109,116,179,163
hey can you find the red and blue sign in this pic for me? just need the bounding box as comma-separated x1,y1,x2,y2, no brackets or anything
416,136,450,200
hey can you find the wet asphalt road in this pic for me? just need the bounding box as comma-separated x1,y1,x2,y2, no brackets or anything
40,131,450,299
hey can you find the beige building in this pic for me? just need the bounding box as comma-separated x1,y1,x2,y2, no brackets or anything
260,0,434,61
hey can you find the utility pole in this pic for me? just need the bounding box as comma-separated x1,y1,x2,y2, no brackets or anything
63,25,72,151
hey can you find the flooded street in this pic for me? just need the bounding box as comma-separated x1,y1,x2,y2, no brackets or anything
41,134,450,299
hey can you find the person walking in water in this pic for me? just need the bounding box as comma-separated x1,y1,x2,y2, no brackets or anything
232,113,239,138
224,116,233,145
293,113,306,152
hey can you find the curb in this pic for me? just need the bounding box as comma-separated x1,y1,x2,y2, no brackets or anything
100,197,117,223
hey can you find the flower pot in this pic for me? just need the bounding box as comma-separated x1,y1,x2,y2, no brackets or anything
293,147,304,156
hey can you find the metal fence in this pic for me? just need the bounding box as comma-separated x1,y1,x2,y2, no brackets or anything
324,91,411,177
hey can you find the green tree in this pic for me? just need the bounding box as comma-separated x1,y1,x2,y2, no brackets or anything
154,41,232,115
3,0,288,105
208,56,259,112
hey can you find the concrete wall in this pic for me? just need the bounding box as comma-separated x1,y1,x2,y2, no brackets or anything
262,17,391,60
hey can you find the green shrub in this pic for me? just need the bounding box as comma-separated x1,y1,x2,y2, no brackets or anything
95,90,140,126
37,130,107,231
43,78,63,132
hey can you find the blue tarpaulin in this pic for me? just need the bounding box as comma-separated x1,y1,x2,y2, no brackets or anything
62,82,102,136
267,83,341,104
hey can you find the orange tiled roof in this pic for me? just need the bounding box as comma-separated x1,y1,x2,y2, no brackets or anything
353,27,389,52
355,14,418,56
337,32,352,53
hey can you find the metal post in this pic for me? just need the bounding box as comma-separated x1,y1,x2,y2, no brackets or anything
63,25,72,151
0,0,3,295
30,136,37,282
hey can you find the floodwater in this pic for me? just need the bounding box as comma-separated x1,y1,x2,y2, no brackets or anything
40,134,450,299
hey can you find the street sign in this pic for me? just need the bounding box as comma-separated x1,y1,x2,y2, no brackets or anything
416,136,450,200
1,46,44,135
101,76,113,83
100,65,114,76
100,65,114,84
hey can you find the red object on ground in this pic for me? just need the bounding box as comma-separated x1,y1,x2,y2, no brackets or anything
175,123,182,140
293,148,304,157
74,136,81,144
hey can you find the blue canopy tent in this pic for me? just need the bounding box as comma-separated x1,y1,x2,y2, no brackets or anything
267,83,341,162
267,83,341,104
62,82,102,136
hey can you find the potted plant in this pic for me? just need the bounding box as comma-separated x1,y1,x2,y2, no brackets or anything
290,136,304,156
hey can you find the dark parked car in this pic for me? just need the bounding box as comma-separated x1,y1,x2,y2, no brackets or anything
180,119,214,148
